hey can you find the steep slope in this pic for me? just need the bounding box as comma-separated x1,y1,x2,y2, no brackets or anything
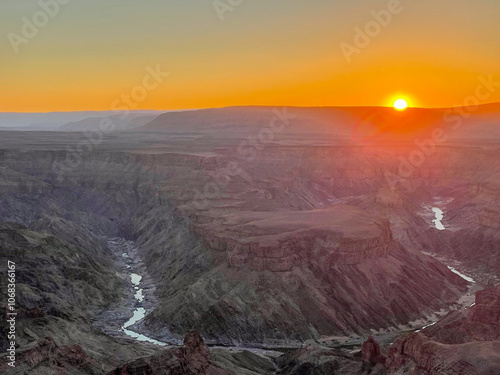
0,223,155,373
386,332,500,375
0,140,470,345
423,284,500,344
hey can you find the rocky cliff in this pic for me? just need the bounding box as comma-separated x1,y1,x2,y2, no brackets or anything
422,284,500,344
107,331,232,375
0,137,470,345
1,106,500,373
386,332,500,375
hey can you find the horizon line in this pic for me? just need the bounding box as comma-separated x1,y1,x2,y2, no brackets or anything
1,101,500,114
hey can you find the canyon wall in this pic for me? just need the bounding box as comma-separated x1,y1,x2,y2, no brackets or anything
0,140,471,344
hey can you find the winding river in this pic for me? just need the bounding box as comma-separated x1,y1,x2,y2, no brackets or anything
107,238,283,358
115,240,168,346
108,235,478,357
447,266,475,284
431,207,446,230
121,272,167,346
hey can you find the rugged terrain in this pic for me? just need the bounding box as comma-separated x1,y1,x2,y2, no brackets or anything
1,105,499,374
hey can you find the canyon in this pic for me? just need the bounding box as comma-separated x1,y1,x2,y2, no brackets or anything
1,105,499,374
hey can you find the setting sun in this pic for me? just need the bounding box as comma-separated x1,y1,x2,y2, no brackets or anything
393,99,409,111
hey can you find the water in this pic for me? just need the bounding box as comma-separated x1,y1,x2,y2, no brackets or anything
415,321,437,332
415,252,478,333
431,207,445,230
123,307,146,329
413,267,476,332
447,266,475,283
112,240,312,356
135,289,144,302
130,273,142,285
120,252,167,346
122,306,166,346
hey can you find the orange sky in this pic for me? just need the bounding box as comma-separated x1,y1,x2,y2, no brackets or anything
1,0,499,112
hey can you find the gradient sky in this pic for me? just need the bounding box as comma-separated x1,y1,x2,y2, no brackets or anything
1,0,500,112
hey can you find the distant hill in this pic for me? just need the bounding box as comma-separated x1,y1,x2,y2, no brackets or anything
58,114,160,132
137,103,500,142
0,110,164,131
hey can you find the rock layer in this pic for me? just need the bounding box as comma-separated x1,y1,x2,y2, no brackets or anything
386,332,500,375
107,331,231,375
0,136,470,344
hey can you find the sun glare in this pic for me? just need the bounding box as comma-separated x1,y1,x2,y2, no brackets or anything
393,99,408,111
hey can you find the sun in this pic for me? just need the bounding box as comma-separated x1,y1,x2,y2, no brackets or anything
393,98,408,111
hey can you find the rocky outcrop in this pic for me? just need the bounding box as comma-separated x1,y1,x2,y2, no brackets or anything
385,286,500,374
386,332,500,375
190,205,396,272
0,337,100,374
471,285,500,325
0,222,156,373
0,223,122,322
107,331,231,375
275,343,362,375
423,284,500,344
362,336,386,371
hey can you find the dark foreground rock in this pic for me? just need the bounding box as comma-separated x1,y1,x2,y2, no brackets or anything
274,341,365,375
386,332,500,375
273,337,391,375
382,286,500,374
107,331,231,375
361,337,386,374
0,337,101,374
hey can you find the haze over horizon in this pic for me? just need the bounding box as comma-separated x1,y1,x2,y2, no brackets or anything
3,101,500,115
1,0,500,112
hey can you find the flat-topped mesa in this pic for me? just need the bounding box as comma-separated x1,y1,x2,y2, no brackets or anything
471,285,500,325
190,205,396,272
